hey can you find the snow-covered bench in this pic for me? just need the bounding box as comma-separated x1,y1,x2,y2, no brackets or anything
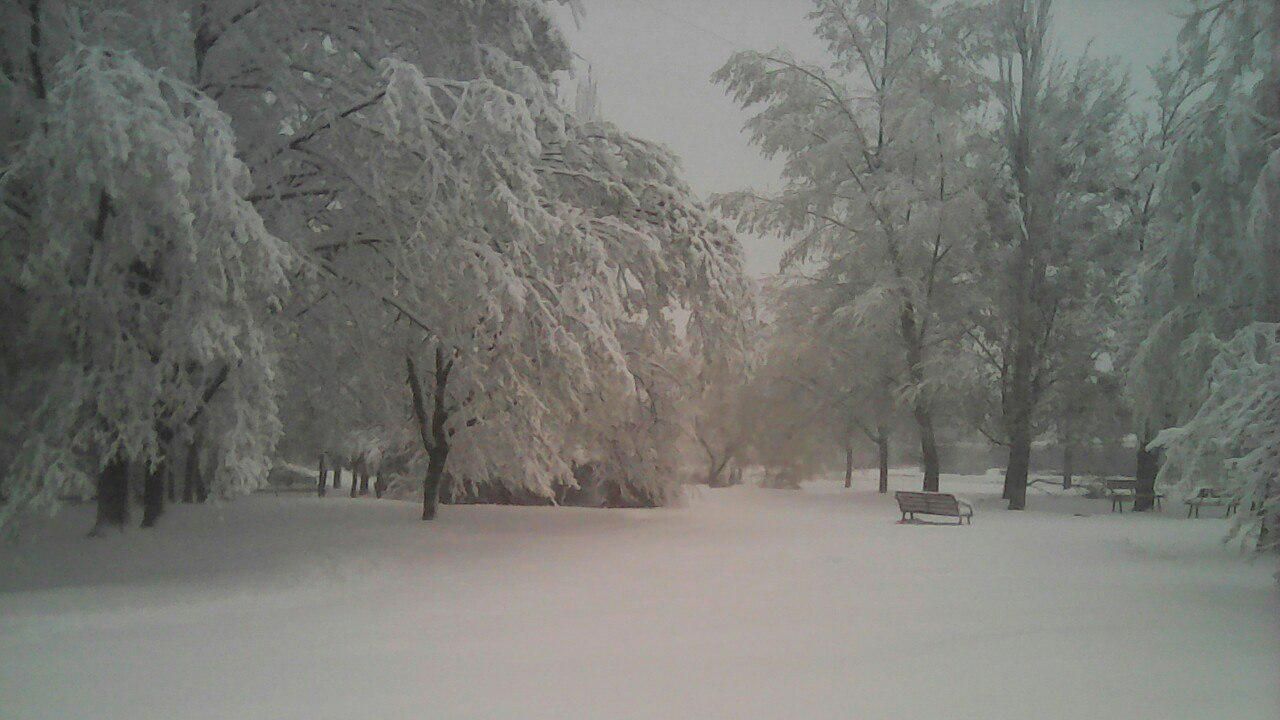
1103,479,1164,512
1185,488,1240,518
894,491,973,525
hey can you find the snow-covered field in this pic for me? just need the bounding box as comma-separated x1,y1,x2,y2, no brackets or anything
2,471,1277,720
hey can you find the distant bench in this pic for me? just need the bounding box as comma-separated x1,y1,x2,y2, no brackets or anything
1103,479,1164,512
894,491,973,525
1185,488,1240,518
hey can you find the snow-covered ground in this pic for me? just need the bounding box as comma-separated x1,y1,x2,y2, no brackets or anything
2,470,1277,720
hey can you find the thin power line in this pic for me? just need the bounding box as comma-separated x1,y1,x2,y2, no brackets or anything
629,2,748,52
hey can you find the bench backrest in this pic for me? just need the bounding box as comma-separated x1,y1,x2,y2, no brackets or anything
1104,479,1137,491
895,491,960,515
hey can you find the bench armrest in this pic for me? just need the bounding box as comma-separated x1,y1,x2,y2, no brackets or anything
956,499,974,514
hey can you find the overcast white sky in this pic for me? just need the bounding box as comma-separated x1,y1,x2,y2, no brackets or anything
555,0,1185,276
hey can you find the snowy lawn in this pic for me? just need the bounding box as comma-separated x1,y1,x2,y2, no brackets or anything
2,471,1277,720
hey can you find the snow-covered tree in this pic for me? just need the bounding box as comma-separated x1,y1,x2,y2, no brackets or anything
0,0,749,529
714,0,987,491
1,47,291,531
1133,0,1279,544
970,0,1133,509
277,49,747,518
1154,325,1279,551
1112,39,1208,509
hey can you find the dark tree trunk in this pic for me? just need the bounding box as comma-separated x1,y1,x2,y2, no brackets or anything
349,464,358,498
915,409,941,492
421,450,449,521
142,421,177,527
165,454,177,503
359,470,369,496
1003,330,1036,510
407,346,453,522
374,472,385,499
333,465,342,490
28,0,45,100
1258,473,1275,552
877,431,890,494
1134,436,1160,512
706,453,733,488
91,454,130,535
194,451,209,503
699,431,734,488
172,369,224,505
181,438,198,503
141,463,165,528
895,287,941,492
1005,426,1031,511
1061,442,1074,489
317,454,328,498
844,442,854,489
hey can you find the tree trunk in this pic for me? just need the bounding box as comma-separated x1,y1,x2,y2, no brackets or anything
1003,319,1036,510
194,448,209,503
165,453,177,503
844,442,854,489
141,463,165,528
706,461,721,487
141,421,176,527
1005,425,1031,511
407,347,453,522
1134,435,1160,512
349,464,358,498
181,438,198,503
374,471,385,499
91,454,129,535
27,0,46,100
698,430,733,488
359,470,369,496
1257,473,1275,553
333,465,342,490
1061,442,1074,489
421,449,449,521
915,408,941,491
877,432,890,494
705,451,732,488
317,453,328,498
898,306,941,492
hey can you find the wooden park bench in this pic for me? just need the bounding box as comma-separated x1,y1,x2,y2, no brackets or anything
894,491,973,525
1185,487,1240,518
1103,478,1164,513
